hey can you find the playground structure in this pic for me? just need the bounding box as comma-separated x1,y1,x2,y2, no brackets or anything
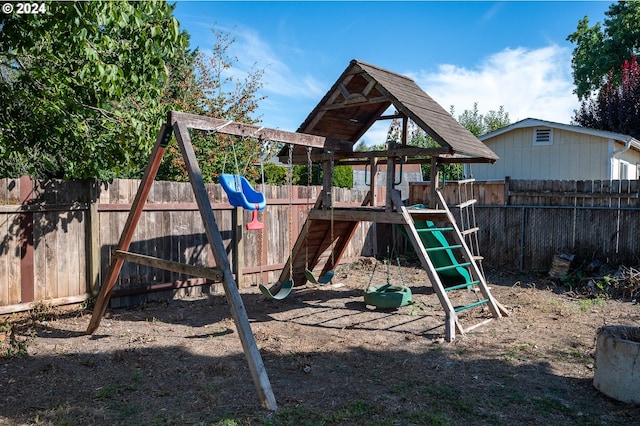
268,60,508,331
85,60,508,410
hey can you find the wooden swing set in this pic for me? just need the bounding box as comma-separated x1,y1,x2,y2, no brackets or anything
86,59,509,411
85,111,326,411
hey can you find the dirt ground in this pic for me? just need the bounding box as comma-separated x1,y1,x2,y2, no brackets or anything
1,259,640,425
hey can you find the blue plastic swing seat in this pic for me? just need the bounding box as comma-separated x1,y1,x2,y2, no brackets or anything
219,174,266,211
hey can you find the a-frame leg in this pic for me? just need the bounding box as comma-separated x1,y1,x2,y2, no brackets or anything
173,121,277,410
86,124,172,334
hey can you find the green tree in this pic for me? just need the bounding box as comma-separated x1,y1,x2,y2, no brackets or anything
156,26,266,183
454,103,510,137
353,140,370,152
567,1,640,100
0,0,190,179
574,56,640,139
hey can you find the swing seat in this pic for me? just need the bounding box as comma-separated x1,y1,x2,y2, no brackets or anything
364,284,412,308
259,280,294,300
220,174,266,211
304,269,334,285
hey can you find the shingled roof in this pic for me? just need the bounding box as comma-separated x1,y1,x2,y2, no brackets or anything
293,59,498,163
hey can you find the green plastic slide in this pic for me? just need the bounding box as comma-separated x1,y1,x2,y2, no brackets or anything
414,220,472,286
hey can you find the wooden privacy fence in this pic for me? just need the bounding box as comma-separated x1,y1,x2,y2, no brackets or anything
0,177,378,314
409,179,640,271
4,176,638,314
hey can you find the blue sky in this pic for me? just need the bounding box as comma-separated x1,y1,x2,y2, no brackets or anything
173,1,613,145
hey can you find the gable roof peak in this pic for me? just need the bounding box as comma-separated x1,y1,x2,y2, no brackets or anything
296,59,498,163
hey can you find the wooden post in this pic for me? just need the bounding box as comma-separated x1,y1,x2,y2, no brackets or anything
173,120,277,411
233,206,244,286
369,157,378,257
87,179,101,296
369,157,378,207
429,157,439,209
386,142,396,212
19,176,34,304
322,156,332,209
504,176,510,206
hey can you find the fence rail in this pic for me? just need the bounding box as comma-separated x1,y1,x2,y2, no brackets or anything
409,178,640,207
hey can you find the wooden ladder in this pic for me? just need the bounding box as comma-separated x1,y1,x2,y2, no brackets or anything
454,178,484,278
392,191,508,341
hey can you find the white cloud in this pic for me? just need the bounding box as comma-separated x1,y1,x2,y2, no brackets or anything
201,25,326,130
410,45,579,124
226,27,325,101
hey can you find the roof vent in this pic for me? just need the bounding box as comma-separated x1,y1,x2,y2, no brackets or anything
533,128,553,145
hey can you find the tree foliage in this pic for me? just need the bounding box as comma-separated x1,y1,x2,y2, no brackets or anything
0,1,266,183
156,27,265,183
0,0,190,179
261,163,352,189
573,56,640,139
454,102,510,137
567,1,640,100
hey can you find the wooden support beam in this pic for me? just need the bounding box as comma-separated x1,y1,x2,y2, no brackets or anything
319,95,391,110
369,157,378,208
308,207,406,224
386,151,396,213
112,250,223,282
430,156,439,209
87,180,101,297
169,111,325,148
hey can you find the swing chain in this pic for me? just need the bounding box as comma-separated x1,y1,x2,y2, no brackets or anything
304,146,312,270
287,143,294,283
329,151,335,268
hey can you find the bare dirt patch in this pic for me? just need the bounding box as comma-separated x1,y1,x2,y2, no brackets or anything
1,259,639,425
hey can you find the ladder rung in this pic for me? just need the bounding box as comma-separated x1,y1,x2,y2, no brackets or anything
426,244,463,252
408,208,446,215
454,299,489,312
444,281,481,292
435,262,471,272
456,199,477,209
417,227,454,233
473,255,484,261
461,227,480,235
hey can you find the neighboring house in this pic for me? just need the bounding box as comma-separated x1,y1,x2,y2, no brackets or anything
352,163,422,200
468,118,640,181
